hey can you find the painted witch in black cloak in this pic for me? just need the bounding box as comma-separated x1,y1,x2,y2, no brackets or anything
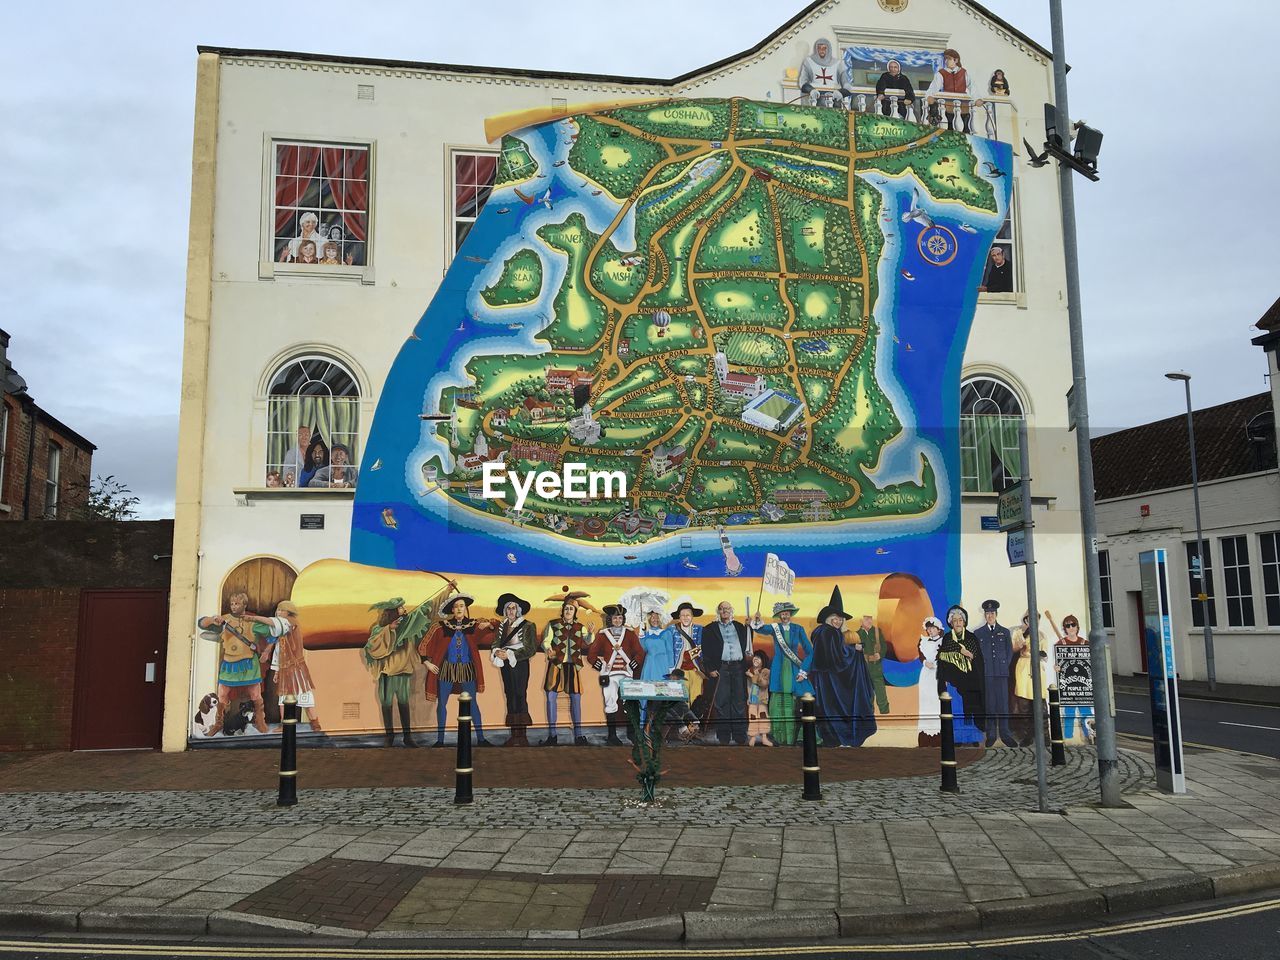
808,585,878,747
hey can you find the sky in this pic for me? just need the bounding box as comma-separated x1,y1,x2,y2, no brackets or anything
3,1,1275,519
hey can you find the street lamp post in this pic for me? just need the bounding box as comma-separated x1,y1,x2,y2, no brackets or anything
1165,372,1216,690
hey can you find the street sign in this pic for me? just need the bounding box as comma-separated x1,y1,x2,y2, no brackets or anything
980,515,1000,531
997,482,1026,531
1007,528,1027,567
1139,548,1185,794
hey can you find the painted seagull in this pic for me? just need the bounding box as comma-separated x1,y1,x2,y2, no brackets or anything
982,161,1007,178
901,187,934,228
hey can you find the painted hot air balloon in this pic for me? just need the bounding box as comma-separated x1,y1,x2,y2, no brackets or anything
652,310,670,338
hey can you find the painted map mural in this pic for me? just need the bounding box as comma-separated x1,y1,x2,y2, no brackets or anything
351,97,1011,614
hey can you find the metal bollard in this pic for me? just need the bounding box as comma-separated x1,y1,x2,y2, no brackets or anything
799,693,821,801
454,692,474,805
939,686,959,793
277,695,298,807
1048,685,1066,766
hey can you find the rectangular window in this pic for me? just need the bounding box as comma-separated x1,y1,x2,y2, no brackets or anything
451,150,498,263
1260,532,1280,626
1099,549,1114,629
1220,534,1255,627
0,403,8,502
1185,539,1217,628
979,181,1019,296
272,141,370,268
44,443,60,519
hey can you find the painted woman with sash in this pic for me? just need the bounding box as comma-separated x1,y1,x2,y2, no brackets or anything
748,600,814,746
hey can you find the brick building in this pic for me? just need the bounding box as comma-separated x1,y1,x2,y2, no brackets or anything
0,328,96,521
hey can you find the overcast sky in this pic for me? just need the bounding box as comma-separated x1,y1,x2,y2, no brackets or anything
4,1,1275,519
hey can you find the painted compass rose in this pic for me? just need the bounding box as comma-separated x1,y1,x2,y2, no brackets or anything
917,225,959,267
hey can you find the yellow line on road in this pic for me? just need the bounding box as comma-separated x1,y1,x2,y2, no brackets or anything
0,897,1276,958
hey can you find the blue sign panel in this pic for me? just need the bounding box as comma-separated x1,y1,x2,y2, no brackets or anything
1138,548,1185,794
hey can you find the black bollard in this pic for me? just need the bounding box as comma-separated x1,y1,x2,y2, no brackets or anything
939,686,959,793
277,694,298,807
1048,685,1066,766
454,692,474,805
799,693,821,801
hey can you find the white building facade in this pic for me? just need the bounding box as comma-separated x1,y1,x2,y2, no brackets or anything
164,0,1090,749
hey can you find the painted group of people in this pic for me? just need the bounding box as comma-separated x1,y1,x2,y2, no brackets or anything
916,600,1090,748
353,586,898,749
269,424,359,489
797,38,1011,135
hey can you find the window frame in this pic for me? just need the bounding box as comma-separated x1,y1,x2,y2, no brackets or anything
1185,538,1217,629
259,134,376,285
263,354,363,492
977,177,1024,306
1098,548,1114,629
0,402,8,504
1220,534,1255,628
959,374,1025,494
1260,531,1280,626
446,146,499,269
44,441,61,519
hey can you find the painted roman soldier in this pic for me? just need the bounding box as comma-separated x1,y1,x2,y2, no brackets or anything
585,603,645,745
197,591,269,736
490,592,538,746
419,592,497,747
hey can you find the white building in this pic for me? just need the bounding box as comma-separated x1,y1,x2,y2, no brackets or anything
1095,297,1280,687
162,0,1090,749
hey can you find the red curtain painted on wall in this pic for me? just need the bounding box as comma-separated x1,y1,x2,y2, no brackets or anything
322,147,369,241
274,145,323,234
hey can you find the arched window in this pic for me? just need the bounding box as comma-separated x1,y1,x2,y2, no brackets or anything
265,356,361,489
960,375,1024,493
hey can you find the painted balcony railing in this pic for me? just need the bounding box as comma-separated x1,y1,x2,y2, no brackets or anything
781,83,1019,145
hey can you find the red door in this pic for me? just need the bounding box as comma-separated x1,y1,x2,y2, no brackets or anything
1134,593,1150,674
73,590,169,750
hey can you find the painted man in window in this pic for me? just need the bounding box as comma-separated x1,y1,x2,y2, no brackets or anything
926,48,974,133
309,442,359,488
798,38,853,108
979,245,1013,293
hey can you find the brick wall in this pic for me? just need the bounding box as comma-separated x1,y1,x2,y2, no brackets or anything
0,521,173,751
0,588,82,751
0,396,93,521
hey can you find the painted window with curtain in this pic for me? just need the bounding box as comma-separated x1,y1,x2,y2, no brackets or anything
960,375,1023,493
452,150,498,263
273,141,369,267
265,356,361,489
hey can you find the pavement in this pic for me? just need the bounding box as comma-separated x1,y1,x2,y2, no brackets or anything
0,743,1278,943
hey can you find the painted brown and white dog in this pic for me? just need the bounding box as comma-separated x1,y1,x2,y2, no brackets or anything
193,693,218,736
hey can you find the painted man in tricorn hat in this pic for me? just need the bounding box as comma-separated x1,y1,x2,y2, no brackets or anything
749,599,814,745
585,603,645,745
973,598,1016,747
490,592,538,747
420,592,498,747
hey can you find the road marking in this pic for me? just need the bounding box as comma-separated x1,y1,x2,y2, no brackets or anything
1219,721,1280,731
1116,732,1279,761
0,899,1277,958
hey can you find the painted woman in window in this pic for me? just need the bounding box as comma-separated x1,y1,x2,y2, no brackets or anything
279,212,325,263
309,442,359,489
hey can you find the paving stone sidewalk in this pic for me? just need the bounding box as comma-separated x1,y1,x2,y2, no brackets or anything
0,746,1277,939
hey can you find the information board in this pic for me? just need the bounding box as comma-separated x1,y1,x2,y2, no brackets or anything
1054,644,1093,707
618,679,689,703
1139,548,1185,794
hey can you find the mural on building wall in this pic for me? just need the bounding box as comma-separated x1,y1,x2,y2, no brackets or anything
195,65,1090,748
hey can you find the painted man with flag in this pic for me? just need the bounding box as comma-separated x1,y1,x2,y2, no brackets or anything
749,599,814,746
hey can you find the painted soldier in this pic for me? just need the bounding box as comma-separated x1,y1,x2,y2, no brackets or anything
197,592,268,736
701,601,750,745
541,599,592,745
585,604,645,745
364,596,433,747
973,599,1016,747
854,613,891,714
749,600,814,746
419,592,497,747
490,592,538,747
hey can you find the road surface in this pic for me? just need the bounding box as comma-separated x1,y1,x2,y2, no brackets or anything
1114,689,1280,758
